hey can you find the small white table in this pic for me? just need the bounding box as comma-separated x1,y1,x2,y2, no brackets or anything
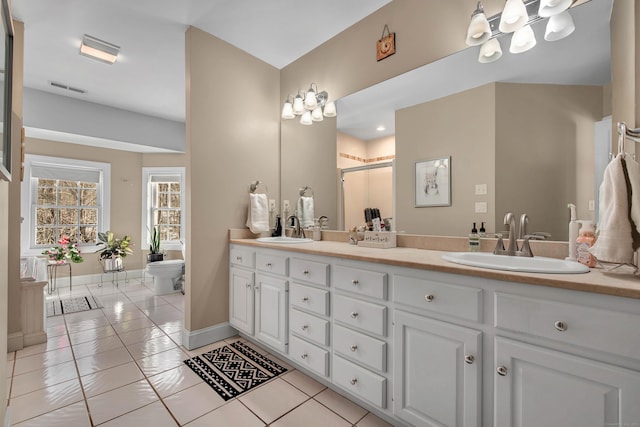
46,261,71,294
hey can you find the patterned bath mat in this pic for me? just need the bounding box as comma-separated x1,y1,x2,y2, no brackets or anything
46,296,102,317
184,340,287,401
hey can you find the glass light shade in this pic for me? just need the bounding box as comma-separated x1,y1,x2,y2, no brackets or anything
499,0,528,33
510,25,536,54
281,102,295,120
323,101,336,117
538,0,572,17
300,111,313,125
478,38,502,63
293,95,305,115
304,88,318,110
466,11,491,46
311,107,324,122
544,10,575,41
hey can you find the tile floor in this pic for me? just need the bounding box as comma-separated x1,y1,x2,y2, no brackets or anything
6,278,393,426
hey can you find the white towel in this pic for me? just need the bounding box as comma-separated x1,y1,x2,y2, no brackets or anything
297,196,315,228
246,193,270,234
590,154,634,264
624,156,640,242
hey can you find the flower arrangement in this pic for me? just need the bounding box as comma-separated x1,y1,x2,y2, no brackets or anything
97,231,133,260
42,235,84,264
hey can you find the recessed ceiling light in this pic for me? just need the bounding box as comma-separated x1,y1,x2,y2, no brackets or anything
376,126,386,132
80,34,120,64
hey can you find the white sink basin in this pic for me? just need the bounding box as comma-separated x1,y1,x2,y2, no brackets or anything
441,252,589,274
256,236,314,244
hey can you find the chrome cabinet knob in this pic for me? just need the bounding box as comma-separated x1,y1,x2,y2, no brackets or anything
266,263,272,268
303,270,310,276
464,354,475,364
350,378,358,385
424,294,435,302
301,325,308,331
350,345,358,352
245,283,251,288
302,297,309,302
496,366,508,376
301,353,308,359
554,321,568,332
351,279,359,286
236,256,242,261
350,312,359,319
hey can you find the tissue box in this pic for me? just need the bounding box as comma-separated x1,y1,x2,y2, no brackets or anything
358,231,397,248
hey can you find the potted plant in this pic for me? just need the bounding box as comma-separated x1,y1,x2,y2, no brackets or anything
97,231,133,272
147,226,164,263
42,235,84,264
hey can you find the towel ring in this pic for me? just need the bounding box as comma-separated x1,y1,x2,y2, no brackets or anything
249,180,268,194
617,122,640,159
299,186,314,197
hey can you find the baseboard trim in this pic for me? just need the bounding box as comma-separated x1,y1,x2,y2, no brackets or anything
182,322,237,350
23,331,47,347
7,332,24,353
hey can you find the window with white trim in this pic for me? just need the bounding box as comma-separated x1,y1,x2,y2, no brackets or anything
21,155,111,254
141,167,185,251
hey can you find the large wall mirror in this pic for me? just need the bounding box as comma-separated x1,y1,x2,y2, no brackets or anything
0,0,14,182
335,0,611,241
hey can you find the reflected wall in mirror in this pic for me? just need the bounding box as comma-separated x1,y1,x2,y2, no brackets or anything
0,0,13,181
335,0,611,241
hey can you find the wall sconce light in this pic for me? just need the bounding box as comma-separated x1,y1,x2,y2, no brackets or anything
282,83,336,125
79,34,120,64
467,0,575,64
465,2,492,46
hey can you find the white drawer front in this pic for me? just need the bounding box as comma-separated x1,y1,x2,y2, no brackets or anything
495,292,640,360
334,294,387,337
230,246,255,269
393,274,482,322
290,283,329,316
290,258,329,287
256,253,288,276
334,265,388,300
289,335,329,377
290,308,329,346
333,355,387,408
333,324,386,372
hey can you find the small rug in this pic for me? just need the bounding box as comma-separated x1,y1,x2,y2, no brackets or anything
184,340,287,401
46,296,102,317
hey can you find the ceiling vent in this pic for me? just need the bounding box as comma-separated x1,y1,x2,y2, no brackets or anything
49,81,87,94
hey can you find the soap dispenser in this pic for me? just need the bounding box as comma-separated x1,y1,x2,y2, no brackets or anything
272,215,282,237
566,203,579,261
576,220,596,267
469,222,480,252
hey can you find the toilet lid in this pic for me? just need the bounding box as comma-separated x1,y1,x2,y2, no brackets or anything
148,259,184,267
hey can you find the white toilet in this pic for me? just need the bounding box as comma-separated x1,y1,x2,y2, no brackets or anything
145,242,185,295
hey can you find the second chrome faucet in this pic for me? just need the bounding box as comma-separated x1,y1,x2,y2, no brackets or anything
493,212,534,257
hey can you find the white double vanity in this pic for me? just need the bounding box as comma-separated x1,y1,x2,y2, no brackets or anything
229,237,640,427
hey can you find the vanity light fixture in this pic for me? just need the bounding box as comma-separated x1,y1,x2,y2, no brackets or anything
79,34,120,64
465,2,492,46
281,83,336,125
469,0,575,64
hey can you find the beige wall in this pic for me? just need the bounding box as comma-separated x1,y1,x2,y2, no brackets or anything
185,27,280,332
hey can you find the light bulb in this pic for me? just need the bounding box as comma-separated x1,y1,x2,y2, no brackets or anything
293,95,305,115
323,101,336,117
466,3,491,46
499,0,528,33
304,86,318,110
538,0,572,17
311,107,324,122
300,111,313,125
281,102,294,120
510,24,536,54
478,38,502,63
544,10,575,41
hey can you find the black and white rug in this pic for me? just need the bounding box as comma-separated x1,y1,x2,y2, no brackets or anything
46,296,102,317
184,340,287,401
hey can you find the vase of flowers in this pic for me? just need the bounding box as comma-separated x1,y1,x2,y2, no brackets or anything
42,235,84,264
98,231,133,272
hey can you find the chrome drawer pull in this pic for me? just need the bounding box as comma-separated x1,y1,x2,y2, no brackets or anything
302,297,309,302
464,354,475,364
236,256,242,261
246,283,251,288
266,263,272,268
303,270,310,276
301,353,308,359
350,378,358,385
301,325,308,331
554,321,568,332
350,312,359,319
496,366,508,376
351,279,359,286
350,345,358,352
424,294,435,302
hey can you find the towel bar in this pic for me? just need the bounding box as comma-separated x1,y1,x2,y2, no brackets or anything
249,180,268,194
617,122,640,158
299,185,314,197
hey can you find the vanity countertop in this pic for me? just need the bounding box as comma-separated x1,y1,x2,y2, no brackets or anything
229,238,640,300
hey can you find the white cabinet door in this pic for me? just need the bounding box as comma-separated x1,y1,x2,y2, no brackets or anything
229,267,254,335
255,274,288,353
393,310,481,427
495,337,640,427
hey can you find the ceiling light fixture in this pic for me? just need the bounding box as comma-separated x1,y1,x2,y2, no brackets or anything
465,2,492,46
79,34,120,64
281,83,336,125
468,0,575,64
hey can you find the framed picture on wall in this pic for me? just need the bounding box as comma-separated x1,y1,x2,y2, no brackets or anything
415,157,451,207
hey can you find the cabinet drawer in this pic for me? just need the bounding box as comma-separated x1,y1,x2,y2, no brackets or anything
334,265,387,300
290,258,329,287
495,292,640,360
333,324,386,372
334,295,387,337
256,253,288,276
394,274,482,323
289,335,329,377
290,308,329,346
333,355,387,409
290,283,329,316
230,246,255,269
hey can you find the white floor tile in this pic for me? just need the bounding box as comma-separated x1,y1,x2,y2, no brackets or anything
75,347,133,376
11,360,78,398
356,412,394,427
81,361,145,397
184,399,265,427
147,364,202,398
72,335,125,359
239,378,309,424
314,388,368,424
9,378,84,424
97,401,178,427
271,399,351,427
126,334,178,360
135,347,188,376
12,401,91,427
282,369,327,396
69,325,116,346
163,382,226,425
86,379,158,425
13,347,74,376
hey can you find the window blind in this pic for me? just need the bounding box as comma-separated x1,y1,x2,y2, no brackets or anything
31,164,101,183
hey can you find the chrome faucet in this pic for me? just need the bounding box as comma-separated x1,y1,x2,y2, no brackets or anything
494,212,534,257
518,213,528,239
286,215,306,238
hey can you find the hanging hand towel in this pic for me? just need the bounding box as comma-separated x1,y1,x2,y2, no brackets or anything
297,196,315,228
590,154,634,264
622,156,640,249
246,193,270,234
